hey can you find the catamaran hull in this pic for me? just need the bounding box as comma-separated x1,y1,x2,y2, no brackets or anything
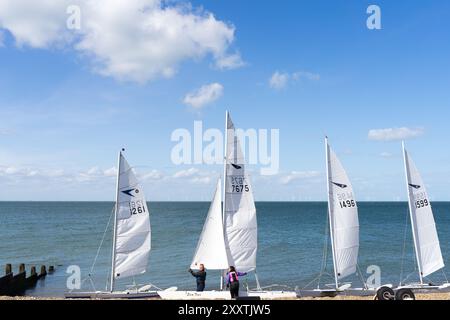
395,283,450,292
296,288,376,298
65,291,159,299
157,290,297,300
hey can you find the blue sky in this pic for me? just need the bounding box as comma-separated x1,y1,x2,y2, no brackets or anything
1,0,450,201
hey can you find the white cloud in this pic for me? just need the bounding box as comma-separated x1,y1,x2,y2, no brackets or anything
183,83,224,109
87,166,101,175
292,71,320,81
0,128,14,135
172,168,216,186
269,71,290,90
0,1,70,48
269,70,319,90
280,171,321,185
190,176,212,185
215,53,244,70
0,165,67,180
0,0,242,83
103,167,118,177
173,167,200,178
380,152,394,158
141,170,163,181
368,127,424,141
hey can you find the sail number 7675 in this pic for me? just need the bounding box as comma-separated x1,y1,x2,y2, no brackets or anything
230,177,250,193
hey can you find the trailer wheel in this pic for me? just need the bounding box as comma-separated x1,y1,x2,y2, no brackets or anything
376,287,395,301
395,289,415,301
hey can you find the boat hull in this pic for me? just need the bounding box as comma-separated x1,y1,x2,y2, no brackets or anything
296,288,376,298
157,290,297,300
65,291,158,299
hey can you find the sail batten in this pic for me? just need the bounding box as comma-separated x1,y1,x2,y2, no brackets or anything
403,145,444,279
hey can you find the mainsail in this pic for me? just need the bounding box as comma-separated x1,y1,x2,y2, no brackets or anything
111,151,151,286
191,179,229,270
223,112,258,273
326,138,360,283
403,144,444,279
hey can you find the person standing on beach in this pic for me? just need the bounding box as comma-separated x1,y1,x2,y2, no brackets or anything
226,266,247,299
189,264,207,292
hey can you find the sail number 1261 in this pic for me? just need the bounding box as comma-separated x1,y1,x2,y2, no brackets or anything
130,200,146,215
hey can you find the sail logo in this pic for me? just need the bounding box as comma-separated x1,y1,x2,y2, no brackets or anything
122,188,139,197
409,184,421,190
171,121,280,175
332,182,348,189
231,163,242,170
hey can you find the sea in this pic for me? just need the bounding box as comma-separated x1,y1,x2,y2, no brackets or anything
1,201,450,297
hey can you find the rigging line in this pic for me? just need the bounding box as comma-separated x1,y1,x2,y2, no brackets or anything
71,277,89,293
303,274,323,290
107,205,116,291
88,277,97,292
399,206,410,286
356,264,368,289
90,205,115,275
318,207,330,288
72,205,114,292
442,269,449,284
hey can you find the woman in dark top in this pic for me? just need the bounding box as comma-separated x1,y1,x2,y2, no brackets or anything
189,264,206,292
226,266,247,299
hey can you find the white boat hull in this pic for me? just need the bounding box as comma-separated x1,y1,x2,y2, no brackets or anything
297,287,376,298
395,282,450,292
65,291,159,299
157,290,297,300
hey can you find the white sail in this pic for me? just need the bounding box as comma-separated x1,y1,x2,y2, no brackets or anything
326,139,359,281
191,179,229,270
223,113,258,273
113,152,151,280
403,145,444,279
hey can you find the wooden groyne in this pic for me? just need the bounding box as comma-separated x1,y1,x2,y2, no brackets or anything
0,264,54,296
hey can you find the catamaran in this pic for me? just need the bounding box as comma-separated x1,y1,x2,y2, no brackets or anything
298,137,372,297
376,143,450,300
158,112,296,300
402,142,446,287
65,149,160,299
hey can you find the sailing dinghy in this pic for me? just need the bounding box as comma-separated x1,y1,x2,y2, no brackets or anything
375,143,450,300
298,137,373,297
65,149,160,299
394,143,449,293
158,112,296,300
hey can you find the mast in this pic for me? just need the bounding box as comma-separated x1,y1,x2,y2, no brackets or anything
402,141,424,284
325,137,339,290
220,110,229,290
110,149,122,292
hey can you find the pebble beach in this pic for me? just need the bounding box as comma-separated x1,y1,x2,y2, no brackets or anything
1,293,450,300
